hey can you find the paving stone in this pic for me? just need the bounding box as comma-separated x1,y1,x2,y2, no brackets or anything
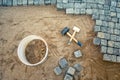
113,48,119,56
101,26,108,33
100,15,105,20
86,9,92,15
101,46,107,53
111,1,117,7
101,39,107,46
114,29,119,35
74,3,81,8
111,34,117,41
79,3,86,8
93,37,101,45
107,47,114,54
111,12,117,17
44,0,51,5
111,18,118,23
2,0,7,6
57,3,63,10
74,8,80,14
104,5,110,10
73,64,83,72
99,10,104,15
80,9,86,14
116,56,120,62
92,13,99,20
13,0,17,6
59,58,68,68
97,32,105,38
54,66,62,75
108,22,115,28
63,0,68,3
51,0,56,4
94,25,101,32
97,4,104,9
66,8,74,14
115,23,120,29
103,54,111,61
108,40,114,47
64,74,73,80
104,33,110,40
23,0,28,5
66,3,74,8
34,0,39,5
17,0,23,5
110,6,116,12
104,0,111,5
7,0,12,6
114,42,120,48
28,0,34,5
39,0,44,5
116,8,120,13
74,50,82,58
0,0,2,6
102,21,108,27
104,16,111,21
67,67,75,76
111,55,117,62
96,20,102,26
116,36,120,41
107,28,114,34
117,13,120,18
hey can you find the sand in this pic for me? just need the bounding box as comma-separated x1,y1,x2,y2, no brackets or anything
0,5,120,80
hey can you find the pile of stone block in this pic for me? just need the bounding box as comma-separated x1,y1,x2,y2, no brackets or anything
54,58,83,80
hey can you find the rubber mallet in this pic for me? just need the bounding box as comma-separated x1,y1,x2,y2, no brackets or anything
68,26,80,45
61,27,82,47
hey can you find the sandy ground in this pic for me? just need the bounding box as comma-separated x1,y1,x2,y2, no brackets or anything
0,5,120,80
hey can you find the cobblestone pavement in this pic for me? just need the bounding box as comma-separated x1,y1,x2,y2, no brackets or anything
1,0,120,63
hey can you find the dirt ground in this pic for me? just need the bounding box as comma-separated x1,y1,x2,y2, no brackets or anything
0,5,120,80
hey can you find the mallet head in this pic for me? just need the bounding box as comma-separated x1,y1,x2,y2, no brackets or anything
61,27,70,35
73,26,80,32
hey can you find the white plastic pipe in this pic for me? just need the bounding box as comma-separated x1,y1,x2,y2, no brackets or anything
17,35,48,66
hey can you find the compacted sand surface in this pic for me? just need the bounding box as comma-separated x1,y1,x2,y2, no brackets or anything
0,5,120,80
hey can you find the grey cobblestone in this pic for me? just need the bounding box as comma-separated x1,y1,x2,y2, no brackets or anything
113,48,119,56
101,46,107,53
74,50,82,58
59,58,68,68
94,26,101,32
103,54,111,61
101,39,107,46
116,56,120,62
73,64,83,72
107,47,113,54
54,66,62,75
96,20,102,26
67,67,75,76
66,8,74,14
93,37,101,45
86,9,92,15
108,40,114,47
111,35,117,41
114,29,119,35
111,55,117,62
64,74,73,80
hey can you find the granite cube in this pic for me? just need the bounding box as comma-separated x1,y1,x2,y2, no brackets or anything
13,0,17,6
94,25,101,32
114,29,119,35
86,9,92,15
75,3,81,8
107,47,113,54
64,74,73,80
101,26,108,33
74,50,82,58
73,64,83,72
44,0,51,5
114,42,120,48
28,0,33,5
111,1,117,7
66,8,74,14
80,9,86,14
111,35,117,41
111,55,117,62
102,21,108,27
113,48,119,56
63,0,68,3
96,20,102,26
108,41,114,47
59,58,68,68
17,0,23,5
23,0,27,5
92,13,99,20
109,22,115,28
105,33,110,40
116,36,120,41
117,13,120,18
54,66,62,75
74,8,80,14
97,32,105,38
7,0,12,6
103,54,111,61
67,67,75,76
34,0,39,5
101,46,107,53
111,18,118,23
111,12,116,17
39,0,44,5
101,39,107,46
116,56,120,62
107,28,114,34
93,37,101,45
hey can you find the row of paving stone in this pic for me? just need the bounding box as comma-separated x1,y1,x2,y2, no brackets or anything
1,0,120,63
56,0,120,63
0,0,56,6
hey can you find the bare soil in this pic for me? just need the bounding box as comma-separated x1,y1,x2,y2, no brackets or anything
25,39,46,64
0,5,120,80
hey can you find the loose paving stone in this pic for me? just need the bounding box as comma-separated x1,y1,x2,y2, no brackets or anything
59,58,68,69
64,74,73,80
103,54,111,61
101,39,107,46
93,37,101,45
67,67,76,76
116,56,120,62
101,46,107,53
73,64,83,72
74,50,82,58
108,40,114,47
54,66,62,75
107,47,113,54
